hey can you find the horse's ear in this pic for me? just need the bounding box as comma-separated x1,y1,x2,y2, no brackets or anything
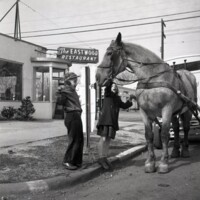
115,32,122,46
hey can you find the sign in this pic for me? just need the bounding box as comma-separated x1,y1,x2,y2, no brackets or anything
57,47,99,64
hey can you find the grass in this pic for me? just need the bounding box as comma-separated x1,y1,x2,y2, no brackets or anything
0,134,136,183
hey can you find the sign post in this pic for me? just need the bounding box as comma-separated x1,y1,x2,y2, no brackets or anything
85,66,91,149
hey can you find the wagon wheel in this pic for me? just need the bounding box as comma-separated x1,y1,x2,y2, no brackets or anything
153,122,162,149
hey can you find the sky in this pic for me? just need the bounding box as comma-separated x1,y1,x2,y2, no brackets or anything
0,0,200,67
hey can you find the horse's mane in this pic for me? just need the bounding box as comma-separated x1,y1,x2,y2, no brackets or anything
123,42,163,63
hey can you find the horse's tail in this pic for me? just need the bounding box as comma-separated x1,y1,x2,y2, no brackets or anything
193,77,198,103
177,69,197,102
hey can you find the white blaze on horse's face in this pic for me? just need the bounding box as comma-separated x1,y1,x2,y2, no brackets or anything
96,32,124,86
96,48,113,86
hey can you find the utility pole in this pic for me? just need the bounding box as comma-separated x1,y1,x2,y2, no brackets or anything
161,18,166,60
14,0,21,40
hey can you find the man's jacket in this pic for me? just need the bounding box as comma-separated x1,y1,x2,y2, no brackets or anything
57,85,82,113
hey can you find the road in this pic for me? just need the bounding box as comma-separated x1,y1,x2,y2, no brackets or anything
119,110,142,122
6,142,200,200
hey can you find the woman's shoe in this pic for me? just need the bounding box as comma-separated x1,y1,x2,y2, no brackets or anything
63,162,78,170
104,158,113,170
97,157,110,170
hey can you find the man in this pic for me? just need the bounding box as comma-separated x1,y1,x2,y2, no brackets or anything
57,72,84,170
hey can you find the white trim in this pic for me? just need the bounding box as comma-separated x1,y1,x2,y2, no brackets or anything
165,54,200,62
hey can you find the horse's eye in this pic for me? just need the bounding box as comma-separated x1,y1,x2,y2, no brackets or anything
107,52,113,56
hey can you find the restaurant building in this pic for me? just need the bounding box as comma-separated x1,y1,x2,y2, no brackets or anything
0,33,71,119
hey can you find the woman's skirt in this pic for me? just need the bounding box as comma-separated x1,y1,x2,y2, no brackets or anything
97,125,116,139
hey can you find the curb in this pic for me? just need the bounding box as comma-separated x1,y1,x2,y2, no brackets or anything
0,144,146,195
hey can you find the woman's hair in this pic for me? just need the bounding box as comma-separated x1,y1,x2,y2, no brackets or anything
104,82,118,97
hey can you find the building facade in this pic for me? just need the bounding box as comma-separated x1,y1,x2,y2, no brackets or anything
0,33,71,119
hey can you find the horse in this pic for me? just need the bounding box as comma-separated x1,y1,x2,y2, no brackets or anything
96,32,197,173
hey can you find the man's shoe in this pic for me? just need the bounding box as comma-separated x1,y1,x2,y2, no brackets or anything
76,163,82,168
63,162,78,170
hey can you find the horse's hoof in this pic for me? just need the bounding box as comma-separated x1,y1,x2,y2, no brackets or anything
171,148,180,158
144,162,156,173
157,162,169,174
181,148,190,158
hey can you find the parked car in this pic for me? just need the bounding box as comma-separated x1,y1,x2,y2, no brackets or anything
153,117,200,149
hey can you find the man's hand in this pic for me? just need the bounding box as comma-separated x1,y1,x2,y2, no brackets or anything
58,85,64,91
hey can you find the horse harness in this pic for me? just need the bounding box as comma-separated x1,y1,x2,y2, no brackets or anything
98,45,173,86
98,44,193,116
98,44,184,98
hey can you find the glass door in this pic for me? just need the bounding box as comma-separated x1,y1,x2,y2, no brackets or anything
33,66,50,102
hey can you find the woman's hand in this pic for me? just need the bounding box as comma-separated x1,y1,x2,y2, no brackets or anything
129,94,136,101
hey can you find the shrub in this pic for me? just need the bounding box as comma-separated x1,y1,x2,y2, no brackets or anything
1,106,16,120
16,96,35,120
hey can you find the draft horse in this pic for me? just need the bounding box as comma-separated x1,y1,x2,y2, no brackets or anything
96,32,197,173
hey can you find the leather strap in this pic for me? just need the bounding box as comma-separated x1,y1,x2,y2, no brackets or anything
137,82,179,96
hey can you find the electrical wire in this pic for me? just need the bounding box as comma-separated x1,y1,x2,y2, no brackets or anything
7,9,200,34
41,25,200,47
20,0,58,27
22,15,200,39
44,30,200,48
19,0,92,48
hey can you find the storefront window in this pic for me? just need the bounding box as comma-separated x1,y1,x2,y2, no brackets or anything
0,61,22,101
33,67,50,101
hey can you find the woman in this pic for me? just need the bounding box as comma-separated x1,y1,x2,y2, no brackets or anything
57,72,83,170
97,82,134,169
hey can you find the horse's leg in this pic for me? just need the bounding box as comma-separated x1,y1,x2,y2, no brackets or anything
180,111,192,158
171,115,180,158
157,108,171,173
140,109,156,173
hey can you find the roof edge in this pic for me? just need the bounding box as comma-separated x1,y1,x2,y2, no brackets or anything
0,32,47,50
31,57,72,66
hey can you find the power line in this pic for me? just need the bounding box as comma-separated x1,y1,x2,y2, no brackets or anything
9,9,200,34
3,2,200,24
19,0,92,48
20,0,58,27
0,1,17,22
166,15,200,22
22,15,200,39
43,29,200,48
22,21,160,38
41,26,200,46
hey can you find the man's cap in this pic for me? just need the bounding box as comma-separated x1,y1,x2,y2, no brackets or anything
65,72,80,81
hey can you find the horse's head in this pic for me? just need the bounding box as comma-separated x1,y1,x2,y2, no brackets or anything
96,32,127,86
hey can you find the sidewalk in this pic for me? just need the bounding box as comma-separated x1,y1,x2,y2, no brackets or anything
0,118,146,195
0,120,66,148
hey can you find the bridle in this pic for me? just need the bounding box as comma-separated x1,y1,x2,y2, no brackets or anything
97,43,172,85
97,46,126,85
